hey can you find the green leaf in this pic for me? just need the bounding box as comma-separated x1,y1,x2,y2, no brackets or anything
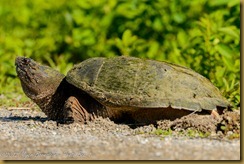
220,125,226,131
228,0,239,7
215,66,226,78
208,0,229,6
122,29,132,46
215,44,233,59
230,78,236,91
173,13,186,23
222,57,234,71
147,41,159,58
222,78,230,91
218,26,239,39
122,29,137,47
153,18,163,31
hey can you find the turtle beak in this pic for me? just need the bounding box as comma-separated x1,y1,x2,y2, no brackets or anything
15,57,43,98
15,56,32,65
15,57,40,85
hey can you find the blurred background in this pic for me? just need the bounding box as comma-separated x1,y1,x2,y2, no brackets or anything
0,0,240,107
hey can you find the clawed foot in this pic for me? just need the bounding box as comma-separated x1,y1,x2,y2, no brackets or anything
59,96,91,124
210,109,220,119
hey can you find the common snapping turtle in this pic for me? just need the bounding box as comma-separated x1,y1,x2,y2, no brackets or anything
15,56,230,124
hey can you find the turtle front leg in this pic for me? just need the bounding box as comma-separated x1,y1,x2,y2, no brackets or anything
60,96,91,124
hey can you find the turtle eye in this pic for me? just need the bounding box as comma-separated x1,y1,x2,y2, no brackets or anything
23,57,31,65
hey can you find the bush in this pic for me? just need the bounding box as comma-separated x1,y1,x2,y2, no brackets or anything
0,0,240,106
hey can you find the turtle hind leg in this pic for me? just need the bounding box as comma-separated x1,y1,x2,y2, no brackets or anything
59,96,91,124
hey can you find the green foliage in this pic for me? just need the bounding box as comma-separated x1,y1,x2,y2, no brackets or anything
153,129,173,136
185,129,210,138
227,133,240,140
153,128,210,138
0,0,240,106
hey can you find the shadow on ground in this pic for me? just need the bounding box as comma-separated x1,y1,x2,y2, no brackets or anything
0,116,48,122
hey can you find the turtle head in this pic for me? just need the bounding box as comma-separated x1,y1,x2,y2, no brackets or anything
15,57,65,101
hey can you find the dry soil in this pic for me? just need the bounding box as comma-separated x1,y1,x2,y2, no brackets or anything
0,107,240,160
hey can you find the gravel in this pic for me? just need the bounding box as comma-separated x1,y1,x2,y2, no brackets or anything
0,108,240,160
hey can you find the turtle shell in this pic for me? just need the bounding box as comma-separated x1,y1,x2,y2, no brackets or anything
66,56,230,111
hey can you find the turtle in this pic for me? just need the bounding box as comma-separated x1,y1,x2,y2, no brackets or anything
15,56,230,124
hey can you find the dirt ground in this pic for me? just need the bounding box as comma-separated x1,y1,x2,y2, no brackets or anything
0,107,240,160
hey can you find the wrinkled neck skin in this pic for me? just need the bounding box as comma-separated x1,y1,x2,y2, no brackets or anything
34,79,69,120
21,79,67,120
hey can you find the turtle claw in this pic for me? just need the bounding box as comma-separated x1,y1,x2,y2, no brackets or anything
62,96,91,124
210,110,220,119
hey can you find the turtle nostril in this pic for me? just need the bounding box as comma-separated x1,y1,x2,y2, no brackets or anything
23,57,31,65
